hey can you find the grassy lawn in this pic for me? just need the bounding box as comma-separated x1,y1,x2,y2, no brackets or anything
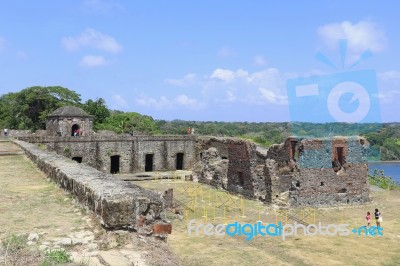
133,177,400,265
0,142,84,240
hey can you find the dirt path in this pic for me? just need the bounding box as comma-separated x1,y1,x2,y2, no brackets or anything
0,141,179,266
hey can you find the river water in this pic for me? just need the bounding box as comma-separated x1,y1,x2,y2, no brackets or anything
368,161,400,183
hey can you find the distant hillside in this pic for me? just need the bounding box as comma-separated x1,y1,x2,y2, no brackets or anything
156,120,400,161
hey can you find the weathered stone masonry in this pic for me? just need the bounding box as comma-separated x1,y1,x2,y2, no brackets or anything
194,137,267,200
14,140,171,236
194,136,371,207
46,106,93,137
265,136,370,206
19,133,371,207
16,105,371,208
22,135,196,174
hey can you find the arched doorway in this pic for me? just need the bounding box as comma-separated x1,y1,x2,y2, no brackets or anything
71,124,80,136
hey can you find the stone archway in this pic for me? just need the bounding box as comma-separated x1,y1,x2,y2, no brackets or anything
71,124,80,136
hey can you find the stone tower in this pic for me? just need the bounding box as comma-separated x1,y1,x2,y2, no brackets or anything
46,106,93,137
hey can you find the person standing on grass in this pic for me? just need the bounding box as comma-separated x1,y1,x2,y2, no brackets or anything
366,211,371,228
374,208,382,228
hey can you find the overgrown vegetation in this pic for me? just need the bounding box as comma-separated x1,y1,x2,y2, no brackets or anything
2,233,26,251
40,249,72,265
369,169,400,190
1,86,400,159
1,234,73,265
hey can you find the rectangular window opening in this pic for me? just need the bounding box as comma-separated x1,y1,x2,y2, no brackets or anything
176,153,184,170
238,172,244,187
110,155,120,174
290,141,299,161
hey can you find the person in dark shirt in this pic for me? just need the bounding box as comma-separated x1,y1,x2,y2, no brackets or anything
374,208,382,228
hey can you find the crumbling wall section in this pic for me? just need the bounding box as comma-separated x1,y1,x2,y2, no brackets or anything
193,147,229,189
265,141,298,204
14,140,171,236
195,137,267,199
288,137,370,206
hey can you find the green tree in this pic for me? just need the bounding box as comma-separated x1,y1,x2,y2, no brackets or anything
97,112,160,134
0,86,81,130
82,98,110,130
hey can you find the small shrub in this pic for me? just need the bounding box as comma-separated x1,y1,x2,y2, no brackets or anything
2,234,26,251
40,249,72,265
37,143,46,150
63,147,71,157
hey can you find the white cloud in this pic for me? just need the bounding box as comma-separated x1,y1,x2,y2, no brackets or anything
253,55,267,66
136,94,204,110
62,28,122,53
258,88,287,105
165,74,197,87
377,90,400,103
210,68,235,82
318,20,386,53
136,95,171,109
168,67,288,106
217,47,235,58
175,94,204,109
378,71,400,82
112,94,128,109
80,55,107,67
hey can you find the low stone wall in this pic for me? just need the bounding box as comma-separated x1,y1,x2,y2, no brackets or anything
14,140,171,237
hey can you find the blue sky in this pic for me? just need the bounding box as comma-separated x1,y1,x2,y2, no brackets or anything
0,0,399,122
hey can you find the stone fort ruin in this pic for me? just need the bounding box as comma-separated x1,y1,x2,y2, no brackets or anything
10,106,371,235
16,106,371,207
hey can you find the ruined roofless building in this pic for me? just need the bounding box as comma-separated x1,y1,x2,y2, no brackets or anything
46,106,93,137
264,136,370,206
16,106,371,207
194,136,371,207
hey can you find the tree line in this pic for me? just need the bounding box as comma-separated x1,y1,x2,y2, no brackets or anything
0,86,399,160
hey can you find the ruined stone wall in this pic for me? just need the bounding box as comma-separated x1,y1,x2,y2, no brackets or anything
19,135,196,174
0,129,47,138
17,133,370,207
14,140,171,236
266,136,370,206
264,140,297,204
195,137,267,199
193,147,229,189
